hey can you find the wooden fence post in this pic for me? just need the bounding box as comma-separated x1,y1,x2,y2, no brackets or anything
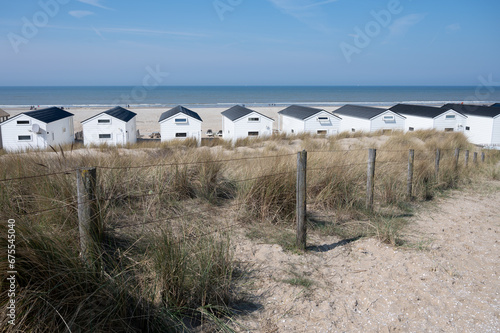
77,167,101,269
407,149,414,200
454,148,460,170
296,150,307,251
481,152,485,163
366,148,376,211
465,150,469,167
435,149,440,183
473,152,478,164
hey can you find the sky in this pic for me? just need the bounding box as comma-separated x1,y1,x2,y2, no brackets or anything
1,0,499,86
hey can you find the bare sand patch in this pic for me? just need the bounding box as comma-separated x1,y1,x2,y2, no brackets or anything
231,181,500,332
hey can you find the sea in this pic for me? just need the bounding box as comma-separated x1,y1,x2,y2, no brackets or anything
1,86,499,109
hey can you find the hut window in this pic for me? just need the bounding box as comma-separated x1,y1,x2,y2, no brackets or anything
383,115,395,122
444,128,454,132
409,127,414,131
317,130,327,135
18,135,31,141
248,131,259,136
351,128,356,132
248,117,260,122
445,115,456,120
98,119,111,124
175,133,187,137
175,118,187,123
317,117,329,122
17,120,30,125
99,134,112,139
466,126,470,131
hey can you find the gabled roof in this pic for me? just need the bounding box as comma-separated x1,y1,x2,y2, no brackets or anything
390,104,465,118
491,103,500,108
335,104,404,120
221,105,273,122
159,105,202,122
23,107,74,123
278,105,333,120
81,106,137,124
442,103,500,118
0,108,9,118
104,106,136,122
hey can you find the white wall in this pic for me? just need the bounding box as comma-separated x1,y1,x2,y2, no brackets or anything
490,116,500,145
303,111,341,135
337,115,371,133
369,111,405,132
226,112,274,142
222,116,235,139
46,117,74,147
401,115,434,131
281,115,305,135
463,115,493,145
433,110,467,132
126,117,137,145
160,114,201,144
83,114,136,146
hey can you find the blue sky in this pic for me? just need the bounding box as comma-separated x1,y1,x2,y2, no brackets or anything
1,0,499,86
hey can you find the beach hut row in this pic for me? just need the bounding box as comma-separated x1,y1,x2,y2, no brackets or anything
1,103,500,151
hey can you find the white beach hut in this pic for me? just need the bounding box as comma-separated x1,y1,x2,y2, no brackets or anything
0,107,74,152
278,105,341,136
334,104,405,133
441,103,500,146
0,108,10,149
389,104,467,132
221,105,274,143
81,106,137,146
0,108,9,123
159,105,202,144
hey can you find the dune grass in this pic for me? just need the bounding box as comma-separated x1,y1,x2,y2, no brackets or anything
0,130,498,331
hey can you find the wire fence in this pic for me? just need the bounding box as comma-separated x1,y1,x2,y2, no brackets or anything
1,147,490,259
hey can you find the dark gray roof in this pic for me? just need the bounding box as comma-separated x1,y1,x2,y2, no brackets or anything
104,106,136,122
490,103,500,108
389,104,463,118
159,105,202,122
24,107,73,123
335,104,403,120
81,106,136,123
278,105,330,120
221,105,273,121
442,103,500,118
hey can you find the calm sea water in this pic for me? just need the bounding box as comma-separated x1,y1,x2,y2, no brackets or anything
0,86,499,108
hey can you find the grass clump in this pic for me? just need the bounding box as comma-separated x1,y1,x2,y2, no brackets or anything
0,223,173,332
152,228,234,312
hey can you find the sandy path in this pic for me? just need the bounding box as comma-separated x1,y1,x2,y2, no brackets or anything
231,181,500,332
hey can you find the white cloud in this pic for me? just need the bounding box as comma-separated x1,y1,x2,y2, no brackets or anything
267,0,338,32
388,13,426,38
77,0,113,10
43,25,206,38
99,27,207,37
446,23,461,33
69,10,95,19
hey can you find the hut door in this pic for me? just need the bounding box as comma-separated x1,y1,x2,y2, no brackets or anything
117,133,124,145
